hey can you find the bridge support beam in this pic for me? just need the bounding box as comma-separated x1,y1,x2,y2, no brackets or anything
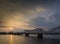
37,34,43,39
25,33,29,37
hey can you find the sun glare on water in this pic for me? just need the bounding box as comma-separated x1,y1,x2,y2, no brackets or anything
10,35,13,44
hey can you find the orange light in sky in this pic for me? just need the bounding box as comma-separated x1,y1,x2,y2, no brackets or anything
0,27,13,32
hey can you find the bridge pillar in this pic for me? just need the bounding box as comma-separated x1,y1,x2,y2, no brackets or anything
25,33,29,37
37,34,43,39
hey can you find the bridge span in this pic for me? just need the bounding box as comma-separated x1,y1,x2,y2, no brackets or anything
0,32,60,39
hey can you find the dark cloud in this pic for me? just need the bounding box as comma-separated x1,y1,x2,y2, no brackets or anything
49,12,60,24
28,12,60,29
28,17,53,28
29,17,46,27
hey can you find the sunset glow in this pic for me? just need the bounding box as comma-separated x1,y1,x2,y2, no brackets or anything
0,27,13,32
3,6,45,30
0,0,60,31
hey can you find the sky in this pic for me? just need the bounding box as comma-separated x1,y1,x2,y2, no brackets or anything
0,0,60,31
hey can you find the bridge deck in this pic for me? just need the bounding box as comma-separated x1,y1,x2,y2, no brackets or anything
22,32,60,35
10,32,60,35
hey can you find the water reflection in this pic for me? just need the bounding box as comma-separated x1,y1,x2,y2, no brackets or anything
0,35,12,44
10,35,13,44
0,35,25,44
0,35,60,44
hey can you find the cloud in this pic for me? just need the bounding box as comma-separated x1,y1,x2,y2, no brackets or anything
0,0,46,26
0,0,60,31
28,12,60,29
49,12,60,24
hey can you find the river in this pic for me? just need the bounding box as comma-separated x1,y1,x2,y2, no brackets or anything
0,35,60,44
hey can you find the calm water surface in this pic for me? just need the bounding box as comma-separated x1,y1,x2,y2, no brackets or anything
0,35,60,44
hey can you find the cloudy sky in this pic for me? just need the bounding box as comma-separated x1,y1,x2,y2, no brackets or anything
0,0,60,31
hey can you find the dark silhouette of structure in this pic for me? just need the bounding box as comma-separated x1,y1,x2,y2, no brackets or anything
0,27,60,39
24,28,44,39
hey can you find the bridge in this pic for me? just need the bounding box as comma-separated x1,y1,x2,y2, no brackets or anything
0,27,60,39
13,27,60,39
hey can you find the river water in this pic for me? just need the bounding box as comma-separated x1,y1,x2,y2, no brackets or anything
0,35,60,44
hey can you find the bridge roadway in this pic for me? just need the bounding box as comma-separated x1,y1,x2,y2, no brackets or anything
11,32,60,35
